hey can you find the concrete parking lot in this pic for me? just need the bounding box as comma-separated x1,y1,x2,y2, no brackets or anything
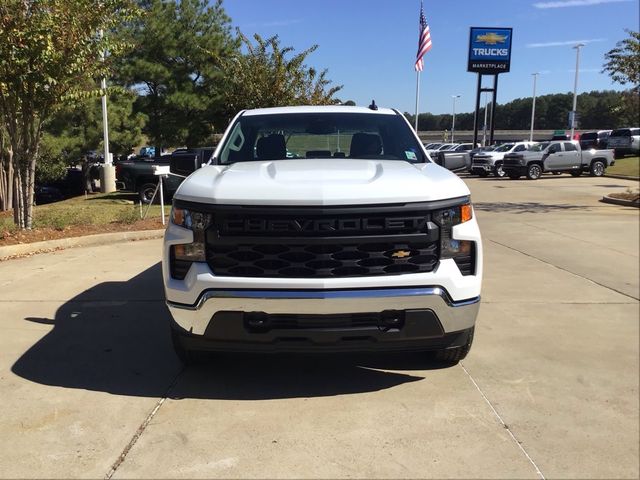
0,174,638,479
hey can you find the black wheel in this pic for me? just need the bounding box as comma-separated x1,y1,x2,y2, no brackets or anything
171,330,201,365
493,163,506,178
138,182,158,204
478,170,489,178
508,172,520,180
590,160,605,177
526,163,542,180
433,327,474,365
570,170,582,177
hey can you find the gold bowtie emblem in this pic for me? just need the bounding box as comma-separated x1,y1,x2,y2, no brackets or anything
391,250,411,259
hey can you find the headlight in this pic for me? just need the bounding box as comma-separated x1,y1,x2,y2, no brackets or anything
432,204,472,227
169,206,211,279
432,203,475,274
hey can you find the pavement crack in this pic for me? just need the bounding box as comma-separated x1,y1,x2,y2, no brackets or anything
460,363,545,480
489,239,639,301
104,367,184,479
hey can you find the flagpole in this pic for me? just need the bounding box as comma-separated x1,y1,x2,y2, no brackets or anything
414,70,421,132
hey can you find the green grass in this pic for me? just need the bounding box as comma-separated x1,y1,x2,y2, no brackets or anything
608,156,639,178
286,134,353,157
0,191,170,231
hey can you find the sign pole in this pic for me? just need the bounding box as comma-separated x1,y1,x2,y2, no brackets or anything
414,70,421,133
472,74,482,147
490,74,499,145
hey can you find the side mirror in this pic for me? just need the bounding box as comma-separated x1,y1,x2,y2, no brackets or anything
170,153,200,176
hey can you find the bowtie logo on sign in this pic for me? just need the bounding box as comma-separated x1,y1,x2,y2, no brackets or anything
468,27,513,74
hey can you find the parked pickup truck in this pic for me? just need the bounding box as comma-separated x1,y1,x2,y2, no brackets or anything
501,140,614,180
607,128,640,158
435,143,479,172
163,105,483,365
470,142,534,177
116,148,215,203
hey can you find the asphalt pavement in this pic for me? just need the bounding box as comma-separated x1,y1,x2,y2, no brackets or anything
0,174,638,479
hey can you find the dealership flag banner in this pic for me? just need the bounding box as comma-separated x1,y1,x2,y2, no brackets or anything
414,2,432,131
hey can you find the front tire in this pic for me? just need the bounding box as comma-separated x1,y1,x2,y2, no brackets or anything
478,170,489,178
433,327,474,365
138,182,158,204
494,163,506,177
590,160,605,177
526,163,542,180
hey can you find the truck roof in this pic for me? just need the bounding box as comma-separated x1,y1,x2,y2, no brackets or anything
242,105,397,116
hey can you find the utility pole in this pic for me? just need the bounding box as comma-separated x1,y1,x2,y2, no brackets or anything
570,43,584,139
451,95,460,142
530,72,539,142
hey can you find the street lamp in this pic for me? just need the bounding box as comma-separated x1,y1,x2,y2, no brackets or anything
451,95,461,143
530,73,539,142
570,43,585,139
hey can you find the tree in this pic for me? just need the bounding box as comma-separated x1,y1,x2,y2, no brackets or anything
44,91,145,163
0,0,137,228
603,30,640,91
219,31,343,120
116,0,237,151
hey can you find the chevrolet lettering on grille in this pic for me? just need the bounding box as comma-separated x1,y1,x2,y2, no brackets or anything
221,216,429,235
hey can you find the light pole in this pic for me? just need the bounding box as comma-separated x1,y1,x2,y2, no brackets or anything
570,43,584,139
451,95,461,143
98,29,115,193
530,72,539,142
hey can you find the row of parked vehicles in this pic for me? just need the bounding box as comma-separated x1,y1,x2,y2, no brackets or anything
427,127,638,180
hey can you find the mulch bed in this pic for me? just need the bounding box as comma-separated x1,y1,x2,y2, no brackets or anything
0,218,165,247
609,192,640,204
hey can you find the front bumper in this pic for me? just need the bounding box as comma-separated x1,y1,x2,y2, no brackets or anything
501,164,527,175
470,164,494,174
167,287,480,353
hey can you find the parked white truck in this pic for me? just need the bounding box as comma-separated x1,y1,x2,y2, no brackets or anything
163,106,483,364
501,140,614,180
470,142,534,177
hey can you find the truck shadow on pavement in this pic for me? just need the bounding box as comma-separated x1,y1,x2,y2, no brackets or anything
12,263,433,400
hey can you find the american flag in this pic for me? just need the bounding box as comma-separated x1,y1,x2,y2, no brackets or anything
414,3,432,71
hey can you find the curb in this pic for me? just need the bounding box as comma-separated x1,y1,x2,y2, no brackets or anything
0,229,165,261
604,174,640,181
601,194,640,208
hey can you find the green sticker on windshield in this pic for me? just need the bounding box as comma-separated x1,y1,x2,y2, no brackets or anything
405,151,417,160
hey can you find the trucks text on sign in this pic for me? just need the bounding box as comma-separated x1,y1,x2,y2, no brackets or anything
467,27,513,74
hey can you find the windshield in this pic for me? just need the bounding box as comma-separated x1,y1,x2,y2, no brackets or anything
218,112,426,164
494,144,514,152
437,144,455,151
528,142,549,152
610,129,630,137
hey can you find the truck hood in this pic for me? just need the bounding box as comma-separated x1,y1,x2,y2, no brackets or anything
474,151,506,161
174,159,470,206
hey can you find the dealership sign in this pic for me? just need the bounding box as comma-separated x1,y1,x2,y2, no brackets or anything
468,27,513,74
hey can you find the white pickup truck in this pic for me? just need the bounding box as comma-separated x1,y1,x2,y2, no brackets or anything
470,141,534,177
501,140,615,180
163,106,483,364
